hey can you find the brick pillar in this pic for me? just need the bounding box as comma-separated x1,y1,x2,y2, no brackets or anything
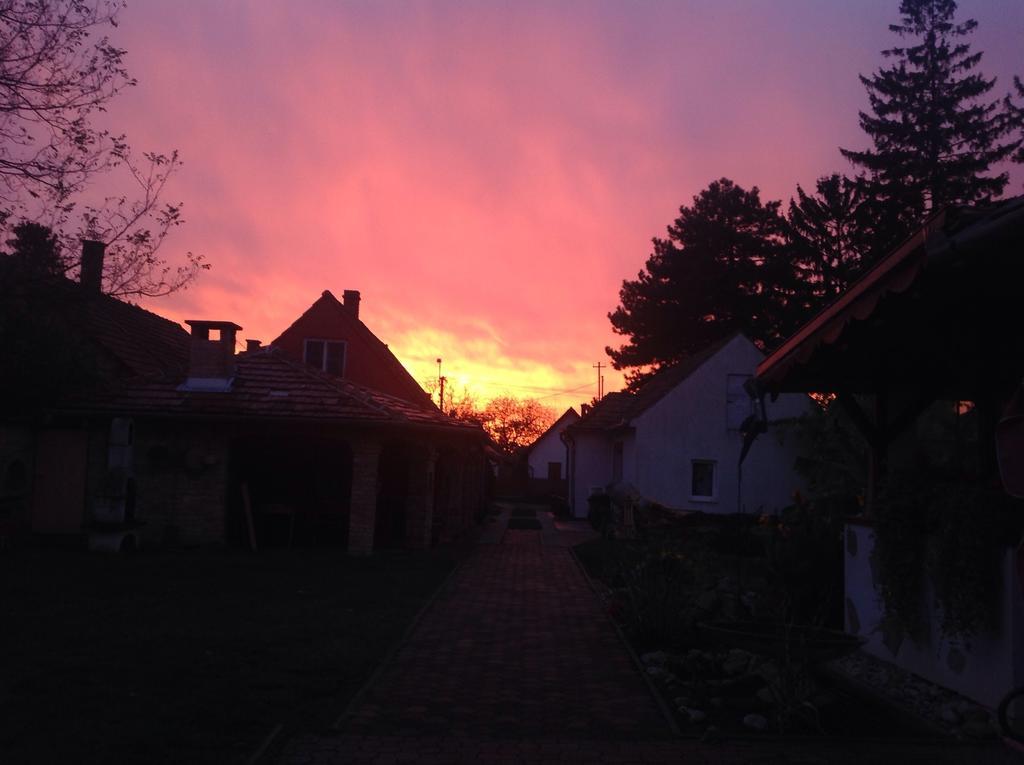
348,438,381,555
405,446,438,549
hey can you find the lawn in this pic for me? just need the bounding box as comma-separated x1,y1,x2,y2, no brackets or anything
0,544,464,764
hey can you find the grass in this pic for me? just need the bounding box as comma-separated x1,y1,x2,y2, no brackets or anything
0,544,464,764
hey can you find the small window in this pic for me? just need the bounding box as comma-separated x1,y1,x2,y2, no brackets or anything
325,341,345,375
727,374,754,430
547,461,561,481
304,339,346,376
690,460,717,501
304,339,324,369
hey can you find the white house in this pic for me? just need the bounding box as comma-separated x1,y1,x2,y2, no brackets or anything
526,407,579,491
564,334,811,519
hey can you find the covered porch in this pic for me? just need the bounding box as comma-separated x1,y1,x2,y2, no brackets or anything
754,197,1024,707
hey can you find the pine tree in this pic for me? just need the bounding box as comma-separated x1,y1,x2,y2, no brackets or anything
1007,77,1024,165
787,175,876,307
606,178,793,386
840,0,1020,245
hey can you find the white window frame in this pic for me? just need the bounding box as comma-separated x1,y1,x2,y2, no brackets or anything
303,338,347,376
689,459,718,502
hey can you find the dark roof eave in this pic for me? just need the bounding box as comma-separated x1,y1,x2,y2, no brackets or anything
45,405,485,437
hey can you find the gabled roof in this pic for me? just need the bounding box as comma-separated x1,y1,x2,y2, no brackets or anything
58,346,483,434
526,407,579,452
271,290,434,409
80,291,190,379
568,334,748,432
0,267,190,381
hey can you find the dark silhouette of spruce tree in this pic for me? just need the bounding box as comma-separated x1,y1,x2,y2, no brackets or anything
606,178,794,387
840,0,1020,248
787,174,876,309
1008,77,1024,165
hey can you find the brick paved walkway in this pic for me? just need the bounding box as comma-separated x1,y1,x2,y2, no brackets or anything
275,512,1020,764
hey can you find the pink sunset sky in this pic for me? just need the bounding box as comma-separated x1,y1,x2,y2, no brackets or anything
107,0,1024,411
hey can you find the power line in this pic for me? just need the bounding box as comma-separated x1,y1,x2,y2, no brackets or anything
436,375,594,395
533,383,595,402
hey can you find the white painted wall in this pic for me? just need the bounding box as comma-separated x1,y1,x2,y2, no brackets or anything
630,335,808,514
568,336,811,517
845,523,1023,707
528,421,572,480
571,431,613,517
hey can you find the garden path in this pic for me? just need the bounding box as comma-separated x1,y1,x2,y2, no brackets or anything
274,506,1020,764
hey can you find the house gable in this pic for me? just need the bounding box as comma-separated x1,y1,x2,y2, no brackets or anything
526,407,579,480
271,290,434,409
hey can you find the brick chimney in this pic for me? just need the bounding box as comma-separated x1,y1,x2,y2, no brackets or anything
342,290,361,319
179,320,242,392
80,240,105,292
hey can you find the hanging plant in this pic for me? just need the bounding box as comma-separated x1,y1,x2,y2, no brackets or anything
871,474,929,638
927,483,1017,642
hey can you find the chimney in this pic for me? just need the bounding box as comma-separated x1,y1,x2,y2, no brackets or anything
80,240,105,293
342,289,361,319
179,320,242,392
246,339,261,352
581,403,592,416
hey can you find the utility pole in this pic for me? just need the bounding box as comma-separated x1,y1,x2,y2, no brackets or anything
592,362,605,401
436,357,446,414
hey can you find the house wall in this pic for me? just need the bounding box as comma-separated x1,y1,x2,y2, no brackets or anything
571,431,614,518
630,335,809,514
528,428,569,480
845,522,1023,707
132,421,230,546
272,296,427,404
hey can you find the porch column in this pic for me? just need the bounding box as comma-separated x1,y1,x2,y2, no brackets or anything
348,438,381,555
406,446,438,549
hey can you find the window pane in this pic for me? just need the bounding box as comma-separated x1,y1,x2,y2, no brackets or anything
304,340,324,369
691,461,715,497
325,342,345,375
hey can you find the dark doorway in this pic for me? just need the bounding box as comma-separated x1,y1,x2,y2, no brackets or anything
374,443,412,549
229,436,352,548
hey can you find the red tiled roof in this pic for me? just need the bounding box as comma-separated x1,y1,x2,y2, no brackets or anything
80,291,190,379
0,271,191,380
59,346,482,434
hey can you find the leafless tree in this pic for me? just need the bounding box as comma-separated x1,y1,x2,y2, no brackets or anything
0,0,206,297
479,395,555,453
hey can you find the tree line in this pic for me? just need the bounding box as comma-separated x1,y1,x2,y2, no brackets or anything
607,0,1024,387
